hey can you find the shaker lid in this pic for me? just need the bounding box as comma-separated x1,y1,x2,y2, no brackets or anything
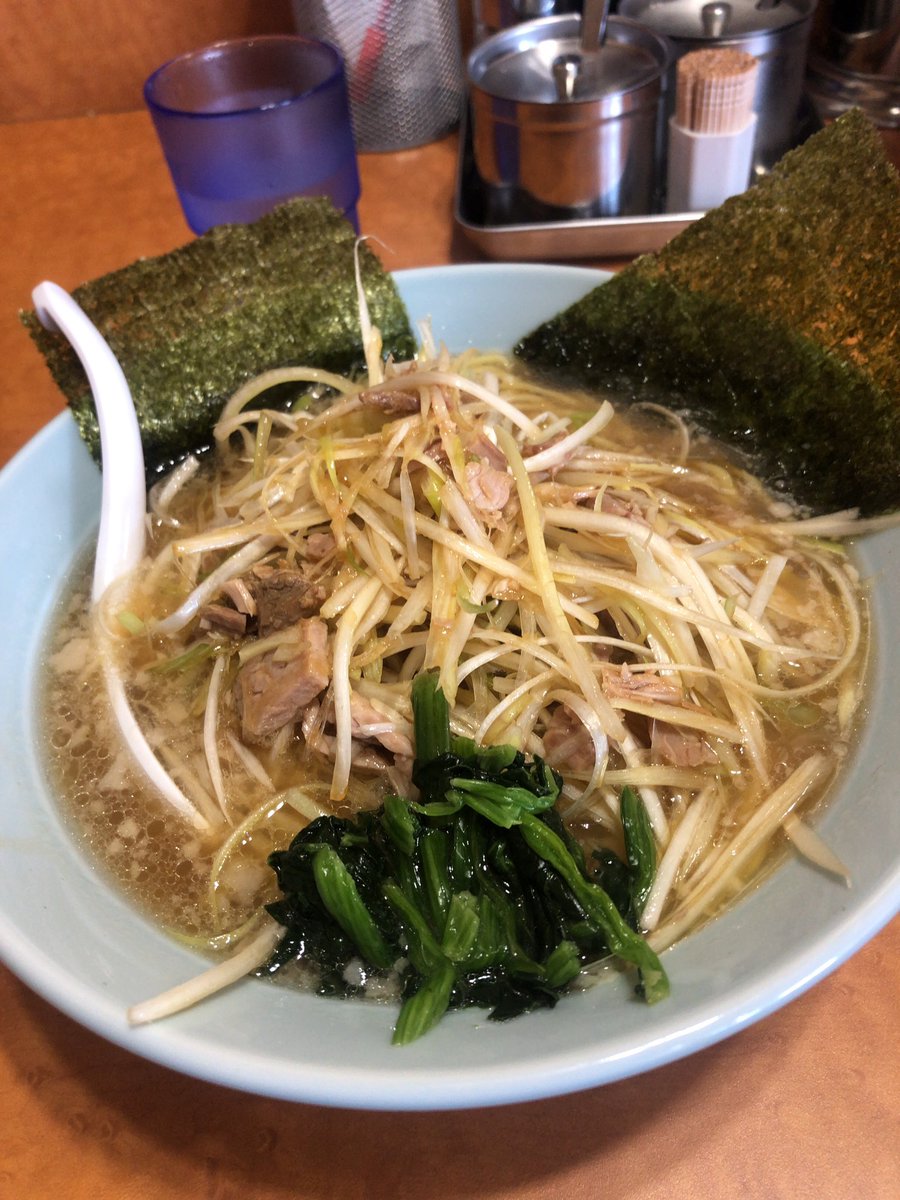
469,15,667,103
617,0,814,39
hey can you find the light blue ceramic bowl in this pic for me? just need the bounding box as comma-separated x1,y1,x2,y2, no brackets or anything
1,264,898,1110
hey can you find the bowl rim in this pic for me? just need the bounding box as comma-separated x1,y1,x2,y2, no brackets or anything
2,261,898,1111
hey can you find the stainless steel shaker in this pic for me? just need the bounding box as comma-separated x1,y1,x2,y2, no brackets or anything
467,14,670,217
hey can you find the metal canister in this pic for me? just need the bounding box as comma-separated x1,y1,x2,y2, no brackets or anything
618,0,817,170
806,0,900,128
471,1,581,44
468,15,671,216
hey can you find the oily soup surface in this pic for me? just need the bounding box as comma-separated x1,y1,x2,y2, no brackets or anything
41,361,868,967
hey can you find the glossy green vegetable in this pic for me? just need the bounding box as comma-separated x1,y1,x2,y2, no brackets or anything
621,785,656,923
265,673,668,1044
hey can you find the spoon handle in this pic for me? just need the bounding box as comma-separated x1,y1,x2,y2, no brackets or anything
32,281,146,602
32,281,211,832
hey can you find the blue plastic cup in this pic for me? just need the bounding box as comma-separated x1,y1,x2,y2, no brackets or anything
144,35,361,235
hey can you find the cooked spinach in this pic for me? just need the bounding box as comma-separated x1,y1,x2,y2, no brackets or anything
265,673,668,1043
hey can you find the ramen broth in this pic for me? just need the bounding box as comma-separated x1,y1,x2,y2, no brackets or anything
41,362,868,964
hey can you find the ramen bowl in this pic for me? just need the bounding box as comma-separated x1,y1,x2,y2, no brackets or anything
1,263,898,1110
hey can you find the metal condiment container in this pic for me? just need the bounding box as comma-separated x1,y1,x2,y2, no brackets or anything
468,15,671,216
618,0,817,170
806,0,900,129
472,1,581,44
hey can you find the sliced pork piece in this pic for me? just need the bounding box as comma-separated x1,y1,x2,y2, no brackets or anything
602,663,684,705
465,460,513,517
651,720,719,767
542,704,596,772
348,693,414,759
238,617,330,742
305,530,336,561
600,491,645,520
422,439,450,471
198,603,247,635
358,387,420,414
466,432,507,471
220,577,257,616
251,566,327,635
300,699,414,779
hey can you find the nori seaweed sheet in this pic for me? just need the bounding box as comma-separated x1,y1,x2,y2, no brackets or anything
515,110,900,516
22,197,416,479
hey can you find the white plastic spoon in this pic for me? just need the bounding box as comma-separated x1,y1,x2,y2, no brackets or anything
33,281,146,602
32,282,211,832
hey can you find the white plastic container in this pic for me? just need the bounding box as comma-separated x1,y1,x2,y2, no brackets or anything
666,112,757,212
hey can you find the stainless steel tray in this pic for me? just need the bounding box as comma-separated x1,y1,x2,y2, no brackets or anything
453,102,821,261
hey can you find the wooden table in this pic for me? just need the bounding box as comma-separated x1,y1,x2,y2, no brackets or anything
1,111,898,1200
